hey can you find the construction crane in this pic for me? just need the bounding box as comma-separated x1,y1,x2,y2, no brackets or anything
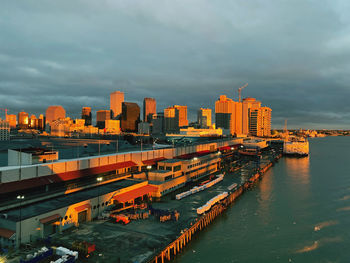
238,83,248,102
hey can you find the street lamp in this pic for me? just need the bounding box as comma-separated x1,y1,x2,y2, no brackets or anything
97,177,102,216
146,165,152,180
193,157,198,161
17,195,24,246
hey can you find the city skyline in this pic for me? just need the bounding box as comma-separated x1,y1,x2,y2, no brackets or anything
1,1,350,129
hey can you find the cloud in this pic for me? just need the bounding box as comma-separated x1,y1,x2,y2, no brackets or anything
0,0,350,128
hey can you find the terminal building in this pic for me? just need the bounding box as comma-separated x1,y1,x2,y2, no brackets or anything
0,138,243,248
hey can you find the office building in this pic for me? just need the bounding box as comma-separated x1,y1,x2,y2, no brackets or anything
249,107,272,137
110,91,124,119
45,106,66,125
173,105,188,127
38,114,45,131
197,108,212,128
82,107,92,126
242,98,261,135
18,111,29,129
96,110,111,129
105,120,120,134
143,98,156,123
120,102,140,132
138,122,151,134
0,119,10,140
164,107,179,134
215,95,235,135
29,114,37,129
6,114,17,129
151,113,164,135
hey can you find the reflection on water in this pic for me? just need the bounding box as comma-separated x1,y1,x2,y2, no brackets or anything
314,220,338,231
285,156,310,185
296,236,343,254
257,170,273,224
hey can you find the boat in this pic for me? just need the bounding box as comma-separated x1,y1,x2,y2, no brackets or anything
283,137,309,156
227,183,238,191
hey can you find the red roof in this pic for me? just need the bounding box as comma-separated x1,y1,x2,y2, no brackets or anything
142,157,166,166
0,161,137,194
39,214,61,224
113,185,158,203
74,204,91,212
176,150,211,160
0,228,15,239
219,146,232,151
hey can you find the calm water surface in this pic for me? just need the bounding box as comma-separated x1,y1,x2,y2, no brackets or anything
175,137,350,263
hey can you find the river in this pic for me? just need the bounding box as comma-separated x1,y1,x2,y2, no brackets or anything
175,136,350,263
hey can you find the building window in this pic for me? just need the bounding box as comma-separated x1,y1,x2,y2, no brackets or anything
166,166,172,171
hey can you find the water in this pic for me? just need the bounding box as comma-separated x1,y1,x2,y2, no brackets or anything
175,137,350,263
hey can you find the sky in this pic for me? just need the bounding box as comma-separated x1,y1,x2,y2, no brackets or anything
1,0,350,129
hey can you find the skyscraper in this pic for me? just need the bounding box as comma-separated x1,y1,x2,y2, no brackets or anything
110,91,124,119
18,111,29,129
173,105,188,127
96,110,111,129
197,108,212,128
120,102,140,132
164,107,179,134
45,105,66,125
6,114,17,129
249,107,272,137
82,107,92,126
242,98,261,135
151,113,164,135
215,95,235,135
143,98,156,123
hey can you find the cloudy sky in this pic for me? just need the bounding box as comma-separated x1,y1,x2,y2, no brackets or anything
1,0,350,129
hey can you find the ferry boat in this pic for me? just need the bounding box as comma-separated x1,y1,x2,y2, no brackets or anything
283,137,309,156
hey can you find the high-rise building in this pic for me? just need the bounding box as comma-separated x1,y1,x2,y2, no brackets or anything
96,110,111,129
82,107,92,126
45,105,66,125
197,108,212,128
215,95,235,135
0,119,10,140
29,115,37,129
38,114,45,131
151,113,164,135
173,105,188,127
249,107,272,137
242,98,261,135
6,114,17,129
18,111,29,129
120,102,140,132
110,91,124,119
143,98,156,123
164,107,179,134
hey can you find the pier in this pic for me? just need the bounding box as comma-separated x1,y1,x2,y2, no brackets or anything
148,153,282,263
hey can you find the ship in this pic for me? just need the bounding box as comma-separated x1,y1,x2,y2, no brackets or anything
283,137,309,156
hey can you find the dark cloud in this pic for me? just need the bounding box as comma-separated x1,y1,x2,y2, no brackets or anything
1,0,350,128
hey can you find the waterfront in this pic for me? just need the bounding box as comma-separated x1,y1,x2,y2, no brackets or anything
175,137,350,263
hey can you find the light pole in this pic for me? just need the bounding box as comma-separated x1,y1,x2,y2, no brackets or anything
96,177,102,217
17,195,24,247
146,165,152,181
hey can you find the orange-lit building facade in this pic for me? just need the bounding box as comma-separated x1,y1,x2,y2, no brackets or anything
121,102,140,132
249,106,272,137
110,91,124,118
82,107,92,126
143,98,156,123
197,108,212,128
164,107,179,134
45,105,66,125
173,105,188,127
18,111,29,129
6,114,17,129
242,98,261,135
96,110,111,129
215,95,235,135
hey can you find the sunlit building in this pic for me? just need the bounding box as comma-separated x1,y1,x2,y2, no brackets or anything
29,114,37,129
242,98,261,135
38,114,45,131
120,102,140,132
173,105,188,127
105,119,120,134
6,114,17,129
96,110,111,129
164,107,179,134
143,98,156,123
197,108,212,128
18,111,29,129
215,95,235,135
110,91,124,119
82,107,92,126
249,106,272,137
45,105,66,125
